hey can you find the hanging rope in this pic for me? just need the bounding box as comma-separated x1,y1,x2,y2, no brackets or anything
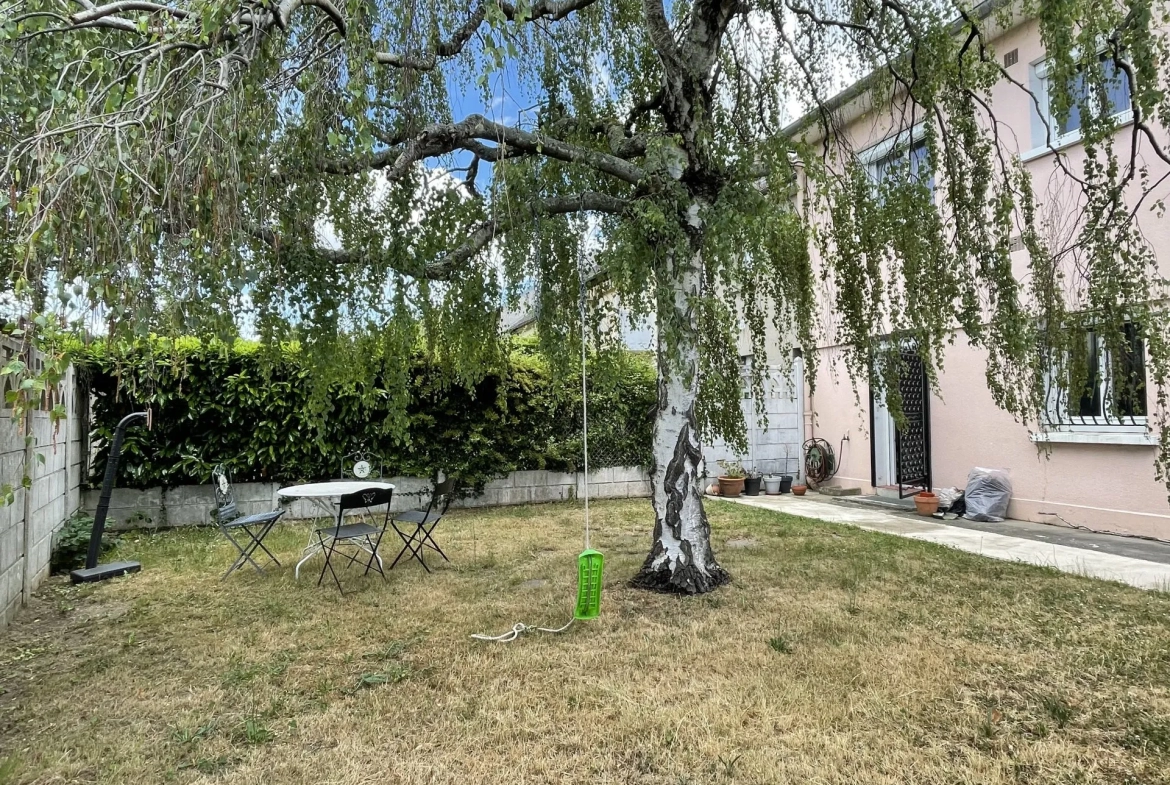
580,253,591,552
470,232,594,644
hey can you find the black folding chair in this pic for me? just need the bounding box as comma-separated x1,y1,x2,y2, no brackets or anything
314,487,393,593
390,477,456,572
211,465,285,580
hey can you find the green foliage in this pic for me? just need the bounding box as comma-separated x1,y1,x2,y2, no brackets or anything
235,718,274,747
78,338,655,490
767,636,793,654
715,459,745,479
50,511,106,573
0,756,18,785
352,666,412,691
4,0,1170,517
1041,694,1074,729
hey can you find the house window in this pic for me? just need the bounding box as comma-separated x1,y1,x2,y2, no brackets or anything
869,138,930,185
860,124,933,200
1045,322,1147,431
1038,53,1132,147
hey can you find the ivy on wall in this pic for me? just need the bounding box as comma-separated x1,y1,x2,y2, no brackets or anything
78,339,655,491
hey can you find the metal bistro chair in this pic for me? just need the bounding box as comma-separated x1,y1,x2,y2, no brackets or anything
314,486,394,593
211,465,285,579
390,476,456,572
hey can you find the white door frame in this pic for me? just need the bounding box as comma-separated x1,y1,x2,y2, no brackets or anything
871,388,897,488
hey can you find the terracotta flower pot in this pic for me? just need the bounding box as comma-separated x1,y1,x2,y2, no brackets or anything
718,476,745,497
791,484,807,496
914,491,939,516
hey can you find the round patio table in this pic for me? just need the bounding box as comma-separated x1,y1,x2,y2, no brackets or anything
277,481,396,579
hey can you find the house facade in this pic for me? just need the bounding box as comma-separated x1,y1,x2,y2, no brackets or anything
782,12,1170,538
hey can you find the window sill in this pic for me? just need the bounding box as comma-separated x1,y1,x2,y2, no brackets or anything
1020,111,1135,163
1031,430,1156,446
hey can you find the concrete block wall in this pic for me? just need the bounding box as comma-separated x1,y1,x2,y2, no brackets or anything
1,346,83,628
704,365,804,482
463,467,651,509
82,467,653,530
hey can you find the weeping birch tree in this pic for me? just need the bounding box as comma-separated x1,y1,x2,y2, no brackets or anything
3,0,1170,592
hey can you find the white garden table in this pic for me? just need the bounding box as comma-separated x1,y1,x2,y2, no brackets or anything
277,481,396,579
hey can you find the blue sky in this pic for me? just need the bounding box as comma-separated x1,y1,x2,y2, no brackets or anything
445,61,541,193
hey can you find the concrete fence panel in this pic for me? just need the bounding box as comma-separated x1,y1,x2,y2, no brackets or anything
82,467,653,530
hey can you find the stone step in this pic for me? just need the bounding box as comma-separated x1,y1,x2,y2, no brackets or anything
817,485,861,497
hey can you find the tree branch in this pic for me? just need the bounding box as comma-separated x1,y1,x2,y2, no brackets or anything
69,1,190,25
278,0,346,35
255,192,629,280
682,0,741,75
641,0,681,72
395,191,630,276
321,114,647,185
625,85,664,131
374,0,600,71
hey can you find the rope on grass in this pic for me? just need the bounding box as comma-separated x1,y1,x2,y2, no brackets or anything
470,233,597,646
470,618,575,643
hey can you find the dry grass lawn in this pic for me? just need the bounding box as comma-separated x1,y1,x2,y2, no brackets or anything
1,498,1169,784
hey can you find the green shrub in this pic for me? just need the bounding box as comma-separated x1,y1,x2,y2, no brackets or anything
77,339,656,491
51,512,110,573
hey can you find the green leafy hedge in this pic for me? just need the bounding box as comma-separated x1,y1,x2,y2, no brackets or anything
77,339,656,490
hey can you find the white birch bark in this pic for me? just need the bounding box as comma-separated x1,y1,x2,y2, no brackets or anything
632,245,729,594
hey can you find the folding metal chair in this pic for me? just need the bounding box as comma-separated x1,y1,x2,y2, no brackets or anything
390,476,456,572
314,487,393,593
211,465,285,580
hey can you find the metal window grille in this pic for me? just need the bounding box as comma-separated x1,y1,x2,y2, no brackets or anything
1043,323,1147,428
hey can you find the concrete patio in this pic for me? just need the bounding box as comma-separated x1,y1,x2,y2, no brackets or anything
722,492,1170,591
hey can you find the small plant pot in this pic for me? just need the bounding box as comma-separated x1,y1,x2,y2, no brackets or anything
914,491,939,516
779,475,794,494
791,484,807,496
743,477,762,496
718,476,745,497
763,475,783,494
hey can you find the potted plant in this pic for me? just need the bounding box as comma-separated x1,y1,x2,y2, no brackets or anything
744,468,763,496
777,444,795,493
716,459,746,497
914,491,939,516
763,474,783,494
791,483,808,496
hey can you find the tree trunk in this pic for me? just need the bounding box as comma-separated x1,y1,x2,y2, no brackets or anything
631,250,730,595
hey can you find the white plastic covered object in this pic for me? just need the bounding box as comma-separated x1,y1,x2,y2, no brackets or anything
963,467,1012,522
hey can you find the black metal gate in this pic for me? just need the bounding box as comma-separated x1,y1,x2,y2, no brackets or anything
894,349,932,498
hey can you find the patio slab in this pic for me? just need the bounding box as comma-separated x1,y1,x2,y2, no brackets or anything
721,492,1170,591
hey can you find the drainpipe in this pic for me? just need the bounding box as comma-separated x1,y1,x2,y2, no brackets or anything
789,153,811,484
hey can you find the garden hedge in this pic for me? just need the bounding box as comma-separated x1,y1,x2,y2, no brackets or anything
77,339,656,491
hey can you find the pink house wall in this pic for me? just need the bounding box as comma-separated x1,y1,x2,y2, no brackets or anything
797,15,1170,538
810,335,1170,538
